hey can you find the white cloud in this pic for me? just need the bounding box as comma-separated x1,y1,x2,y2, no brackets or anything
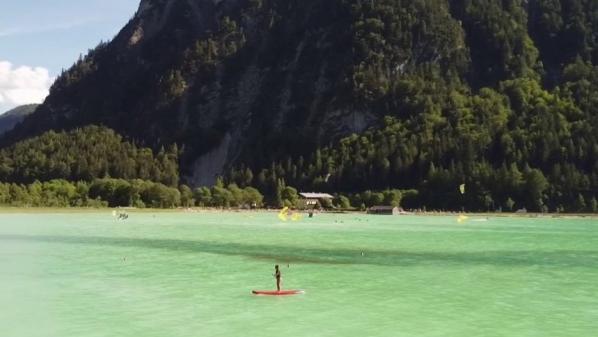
0,61,54,111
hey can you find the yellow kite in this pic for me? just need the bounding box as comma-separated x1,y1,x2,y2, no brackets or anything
278,207,290,221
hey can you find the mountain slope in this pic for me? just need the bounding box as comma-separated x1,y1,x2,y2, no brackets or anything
1,0,471,186
0,104,38,135
1,0,597,211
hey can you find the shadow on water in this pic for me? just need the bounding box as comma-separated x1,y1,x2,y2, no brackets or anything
1,234,597,268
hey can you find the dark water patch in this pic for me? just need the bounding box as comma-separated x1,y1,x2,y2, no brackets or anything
1,234,597,268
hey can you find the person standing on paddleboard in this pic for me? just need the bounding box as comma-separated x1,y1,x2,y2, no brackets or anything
274,265,282,291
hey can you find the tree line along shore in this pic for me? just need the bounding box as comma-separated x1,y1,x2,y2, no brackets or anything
0,126,596,212
0,178,409,211
1,177,596,214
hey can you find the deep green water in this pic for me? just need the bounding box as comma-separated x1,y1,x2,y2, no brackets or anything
0,212,597,337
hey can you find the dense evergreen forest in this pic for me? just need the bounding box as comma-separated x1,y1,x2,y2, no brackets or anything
226,0,598,212
1,0,598,211
0,126,179,186
0,178,265,209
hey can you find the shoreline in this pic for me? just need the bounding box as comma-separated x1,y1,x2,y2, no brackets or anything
0,207,596,218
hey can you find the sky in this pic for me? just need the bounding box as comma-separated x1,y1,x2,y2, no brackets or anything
0,0,140,113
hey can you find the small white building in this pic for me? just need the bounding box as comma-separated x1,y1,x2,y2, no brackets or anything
299,192,334,208
368,206,402,215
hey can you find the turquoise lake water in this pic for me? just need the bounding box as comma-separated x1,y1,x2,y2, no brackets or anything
0,212,597,337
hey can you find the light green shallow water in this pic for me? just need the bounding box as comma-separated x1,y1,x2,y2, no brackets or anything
1,212,597,337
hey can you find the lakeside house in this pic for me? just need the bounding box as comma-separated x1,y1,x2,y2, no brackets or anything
368,206,401,215
299,192,334,209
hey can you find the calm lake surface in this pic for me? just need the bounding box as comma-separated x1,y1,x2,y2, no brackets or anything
1,212,597,337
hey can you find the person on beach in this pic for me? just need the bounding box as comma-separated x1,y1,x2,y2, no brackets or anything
274,265,282,291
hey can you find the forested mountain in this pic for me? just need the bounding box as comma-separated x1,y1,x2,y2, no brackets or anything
0,104,38,135
1,0,598,211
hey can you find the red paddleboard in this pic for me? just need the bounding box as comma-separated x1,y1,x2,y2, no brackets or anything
252,290,304,296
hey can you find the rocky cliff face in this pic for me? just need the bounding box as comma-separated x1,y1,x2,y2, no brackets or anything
4,0,595,187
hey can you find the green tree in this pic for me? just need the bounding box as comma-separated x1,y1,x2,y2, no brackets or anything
179,185,194,207
211,185,233,207
524,169,549,211
505,197,516,212
573,194,586,212
383,190,402,207
281,186,299,208
336,195,351,209
243,187,264,208
194,187,212,206
141,183,181,208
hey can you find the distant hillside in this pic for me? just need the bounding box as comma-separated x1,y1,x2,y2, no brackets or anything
0,125,178,186
1,0,597,211
0,104,38,135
